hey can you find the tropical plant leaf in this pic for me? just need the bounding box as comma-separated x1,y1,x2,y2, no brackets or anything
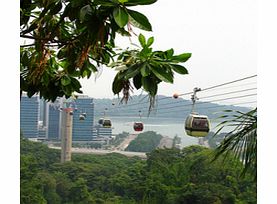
128,9,152,31
124,0,157,6
113,7,129,28
80,5,92,22
172,53,191,62
93,0,118,6
213,108,257,180
112,73,124,94
146,37,154,47
170,64,188,75
124,63,142,79
138,33,146,47
140,63,150,77
61,76,71,86
133,73,142,89
151,65,173,83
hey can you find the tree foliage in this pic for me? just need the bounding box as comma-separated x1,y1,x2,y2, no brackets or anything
213,108,257,179
20,0,190,108
21,138,256,203
125,131,162,152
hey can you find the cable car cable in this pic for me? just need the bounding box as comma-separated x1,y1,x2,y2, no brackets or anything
153,101,257,116
103,92,257,117
93,75,257,114
98,91,257,115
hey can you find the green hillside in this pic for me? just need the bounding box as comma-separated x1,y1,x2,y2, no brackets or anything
93,95,252,119
21,138,256,204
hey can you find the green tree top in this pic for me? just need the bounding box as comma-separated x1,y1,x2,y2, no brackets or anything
20,0,191,108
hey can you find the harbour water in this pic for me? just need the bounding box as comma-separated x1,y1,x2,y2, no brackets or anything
98,116,234,147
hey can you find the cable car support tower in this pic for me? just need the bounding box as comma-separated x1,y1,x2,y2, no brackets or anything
191,87,201,113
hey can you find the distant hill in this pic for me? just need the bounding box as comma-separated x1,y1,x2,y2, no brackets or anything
93,95,253,119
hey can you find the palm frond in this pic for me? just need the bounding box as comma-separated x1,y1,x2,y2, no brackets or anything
213,108,257,179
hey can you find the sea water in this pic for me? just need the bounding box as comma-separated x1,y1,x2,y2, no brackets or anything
101,116,234,147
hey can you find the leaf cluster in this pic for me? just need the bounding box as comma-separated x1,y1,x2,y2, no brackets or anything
110,34,190,109
20,0,165,102
213,108,257,179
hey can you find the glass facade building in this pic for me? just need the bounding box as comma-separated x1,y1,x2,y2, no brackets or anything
72,96,94,141
21,95,99,141
47,103,61,140
20,94,39,138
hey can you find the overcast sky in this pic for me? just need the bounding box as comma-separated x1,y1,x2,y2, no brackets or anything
79,0,257,106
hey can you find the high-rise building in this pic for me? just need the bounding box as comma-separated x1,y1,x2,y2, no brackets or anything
96,126,112,138
20,94,39,138
21,94,98,141
47,102,61,140
72,96,95,141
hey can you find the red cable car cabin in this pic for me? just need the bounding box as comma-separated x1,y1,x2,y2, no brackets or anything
133,122,144,131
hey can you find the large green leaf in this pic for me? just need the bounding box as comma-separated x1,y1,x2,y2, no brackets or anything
80,5,92,22
141,76,157,96
140,63,151,77
93,0,118,6
113,7,129,28
124,63,142,79
170,64,188,75
133,73,142,89
112,74,124,94
128,9,152,31
172,53,191,62
124,0,157,6
61,76,71,86
165,48,174,58
49,1,63,15
118,0,128,3
150,65,173,83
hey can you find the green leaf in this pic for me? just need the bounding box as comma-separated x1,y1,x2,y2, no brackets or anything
128,9,152,31
141,76,150,92
138,34,146,47
80,5,92,22
165,48,174,58
133,73,142,89
49,1,62,15
112,74,124,94
140,63,150,77
93,0,118,6
70,77,82,90
113,7,129,28
142,76,157,96
61,76,71,86
146,37,154,47
170,64,188,75
118,0,128,3
124,0,157,6
124,63,142,79
151,65,173,83
172,53,191,62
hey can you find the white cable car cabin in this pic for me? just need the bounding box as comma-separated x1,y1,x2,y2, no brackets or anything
133,122,144,132
102,119,112,128
185,113,210,137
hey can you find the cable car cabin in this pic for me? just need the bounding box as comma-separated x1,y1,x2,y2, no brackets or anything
102,119,112,128
98,118,104,125
79,114,85,121
185,114,210,137
133,122,144,132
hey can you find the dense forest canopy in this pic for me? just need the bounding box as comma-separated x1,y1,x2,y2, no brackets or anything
125,131,162,152
21,138,256,203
